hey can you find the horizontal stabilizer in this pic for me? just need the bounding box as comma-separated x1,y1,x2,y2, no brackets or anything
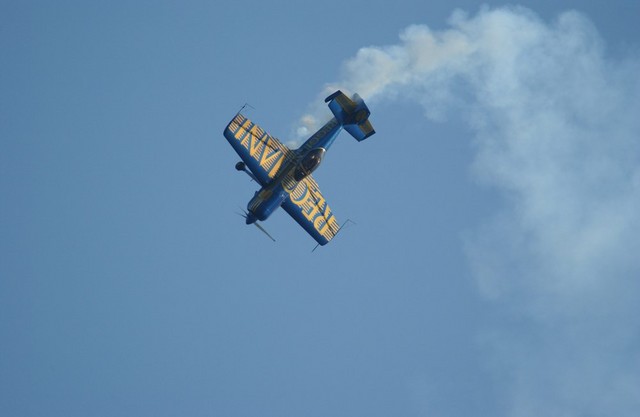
325,90,375,142
345,120,375,141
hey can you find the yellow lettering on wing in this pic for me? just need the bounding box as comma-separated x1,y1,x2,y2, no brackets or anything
324,216,339,238
237,119,253,149
307,182,339,238
314,212,337,237
248,131,265,158
283,178,339,240
267,154,285,178
290,181,308,203
302,197,320,221
258,136,281,170
251,124,264,138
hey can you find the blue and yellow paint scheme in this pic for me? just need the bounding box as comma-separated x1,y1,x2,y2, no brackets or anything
223,90,375,246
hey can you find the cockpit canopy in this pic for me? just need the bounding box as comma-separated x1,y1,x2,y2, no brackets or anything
293,148,326,181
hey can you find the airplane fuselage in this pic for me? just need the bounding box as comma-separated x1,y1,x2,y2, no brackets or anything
244,118,343,223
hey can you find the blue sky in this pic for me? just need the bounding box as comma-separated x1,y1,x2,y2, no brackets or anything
2,1,639,416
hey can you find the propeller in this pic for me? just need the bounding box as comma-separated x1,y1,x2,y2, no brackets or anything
236,208,276,242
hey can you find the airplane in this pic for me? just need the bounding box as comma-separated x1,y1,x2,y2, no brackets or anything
223,90,375,246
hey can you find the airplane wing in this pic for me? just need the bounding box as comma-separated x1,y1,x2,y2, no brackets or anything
281,175,341,246
224,113,294,186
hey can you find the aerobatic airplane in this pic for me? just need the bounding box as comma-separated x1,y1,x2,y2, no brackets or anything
223,90,375,246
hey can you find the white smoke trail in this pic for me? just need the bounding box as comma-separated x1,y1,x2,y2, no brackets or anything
298,6,640,416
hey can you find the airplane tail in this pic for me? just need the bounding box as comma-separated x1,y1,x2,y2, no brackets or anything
325,90,376,141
